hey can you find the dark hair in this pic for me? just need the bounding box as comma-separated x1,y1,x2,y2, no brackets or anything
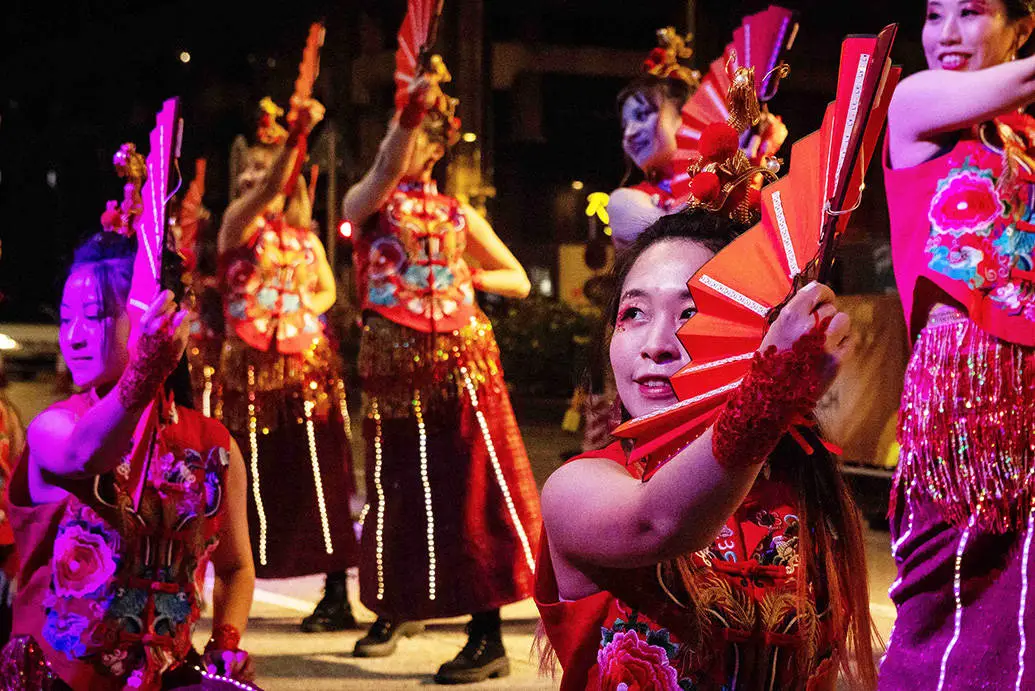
69,231,137,316
602,208,879,688
605,209,748,326
616,73,694,116
1006,0,1035,19
422,110,455,147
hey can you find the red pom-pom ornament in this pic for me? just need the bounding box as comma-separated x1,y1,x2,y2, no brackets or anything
699,123,739,162
688,171,721,203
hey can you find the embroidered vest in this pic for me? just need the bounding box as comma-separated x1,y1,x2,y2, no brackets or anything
884,120,1035,346
535,442,834,691
9,394,232,690
354,180,477,334
222,213,325,354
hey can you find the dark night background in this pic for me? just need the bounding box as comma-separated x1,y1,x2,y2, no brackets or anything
0,0,928,323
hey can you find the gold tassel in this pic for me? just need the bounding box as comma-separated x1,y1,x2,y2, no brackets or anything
725,66,762,132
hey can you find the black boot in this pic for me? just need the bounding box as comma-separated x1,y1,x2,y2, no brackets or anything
353,618,425,657
300,571,359,633
434,610,509,684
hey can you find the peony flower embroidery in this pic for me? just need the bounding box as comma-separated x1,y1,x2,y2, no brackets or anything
43,610,91,658
52,524,117,598
928,166,1002,238
598,629,682,691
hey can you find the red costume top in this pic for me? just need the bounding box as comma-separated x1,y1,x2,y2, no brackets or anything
883,122,1035,346
354,180,478,333
631,179,680,213
535,442,836,691
8,393,232,690
222,213,326,354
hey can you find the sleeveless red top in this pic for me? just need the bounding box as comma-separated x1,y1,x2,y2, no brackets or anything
221,213,326,354
536,442,836,691
8,394,232,690
883,122,1035,346
631,180,680,212
354,180,477,333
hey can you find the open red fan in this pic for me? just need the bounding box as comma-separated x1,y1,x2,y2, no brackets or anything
614,25,901,467
394,0,446,109
128,97,182,330
281,22,325,199
176,158,206,274
671,5,798,199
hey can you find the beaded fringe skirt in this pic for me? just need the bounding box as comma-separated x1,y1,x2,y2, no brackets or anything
893,309,1035,533
215,336,359,579
357,314,541,619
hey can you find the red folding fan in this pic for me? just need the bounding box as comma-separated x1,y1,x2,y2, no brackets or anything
671,5,798,198
281,22,325,200
128,97,182,329
614,25,901,467
394,0,446,109
176,158,206,274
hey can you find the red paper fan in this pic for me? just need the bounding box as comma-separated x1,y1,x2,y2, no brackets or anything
671,6,797,198
177,158,206,274
614,26,901,468
282,22,325,200
128,97,182,331
394,0,446,109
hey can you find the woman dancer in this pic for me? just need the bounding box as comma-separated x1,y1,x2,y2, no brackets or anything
3,227,256,689
608,29,787,249
341,69,541,683
537,211,876,689
217,97,360,630
880,0,1035,686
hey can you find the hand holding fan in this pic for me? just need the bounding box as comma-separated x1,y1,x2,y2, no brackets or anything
394,0,447,110
614,26,901,468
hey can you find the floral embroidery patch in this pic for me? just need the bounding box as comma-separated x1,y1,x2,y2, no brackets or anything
926,156,1035,319
598,612,689,690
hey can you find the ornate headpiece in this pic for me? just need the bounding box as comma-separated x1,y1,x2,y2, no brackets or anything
683,63,781,225
643,27,701,89
256,97,289,145
100,143,147,237
421,55,462,147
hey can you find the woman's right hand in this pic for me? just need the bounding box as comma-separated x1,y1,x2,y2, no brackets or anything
131,290,190,378
761,281,851,365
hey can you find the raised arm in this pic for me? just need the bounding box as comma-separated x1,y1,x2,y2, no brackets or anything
889,56,1035,167
218,146,304,255
30,292,188,488
542,283,849,595
462,203,531,299
341,76,440,227
608,187,667,251
218,99,324,254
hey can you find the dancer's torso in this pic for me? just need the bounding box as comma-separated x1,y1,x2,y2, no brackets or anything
355,180,478,334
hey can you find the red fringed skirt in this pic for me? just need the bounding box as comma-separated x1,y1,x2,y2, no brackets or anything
881,309,1035,689
357,314,541,620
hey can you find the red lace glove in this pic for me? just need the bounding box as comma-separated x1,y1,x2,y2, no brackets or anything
116,327,182,412
116,292,188,411
203,625,255,683
712,318,830,468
